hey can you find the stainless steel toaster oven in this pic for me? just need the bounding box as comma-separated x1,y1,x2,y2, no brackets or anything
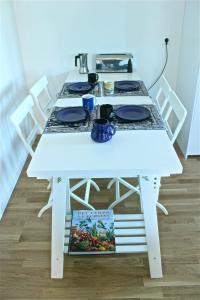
96,53,133,73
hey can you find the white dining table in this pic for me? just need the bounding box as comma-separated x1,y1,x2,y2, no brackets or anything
66,69,142,83
27,71,183,279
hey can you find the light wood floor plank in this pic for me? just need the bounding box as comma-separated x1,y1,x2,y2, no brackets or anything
0,144,200,299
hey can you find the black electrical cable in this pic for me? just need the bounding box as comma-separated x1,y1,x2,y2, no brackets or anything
148,39,169,91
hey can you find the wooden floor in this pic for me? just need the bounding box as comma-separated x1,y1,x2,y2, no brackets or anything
0,147,200,300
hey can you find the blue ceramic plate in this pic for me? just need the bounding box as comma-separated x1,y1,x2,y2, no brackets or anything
54,107,88,123
115,80,140,91
68,82,94,93
115,105,150,121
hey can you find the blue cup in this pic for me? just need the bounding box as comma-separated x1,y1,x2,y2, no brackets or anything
91,119,116,143
82,94,96,111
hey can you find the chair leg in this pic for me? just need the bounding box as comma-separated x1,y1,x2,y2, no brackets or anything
152,176,168,215
117,179,140,194
71,179,99,207
40,178,98,217
156,202,169,215
139,196,144,213
108,177,169,216
90,179,100,192
107,179,121,209
47,178,52,190
70,179,88,192
84,180,91,204
115,179,120,202
107,179,116,189
107,178,140,209
108,186,141,209
38,192,53,218
70,191,95,210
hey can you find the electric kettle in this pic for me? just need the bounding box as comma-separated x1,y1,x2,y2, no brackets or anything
75,53,89,74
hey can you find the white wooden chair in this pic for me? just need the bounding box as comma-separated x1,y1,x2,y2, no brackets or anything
10,95,100,217
154,75,172,115
162,90,187,144
153,90,187,214
30,75,55,122
10,95,43,157
107,89,187,215
106,76,171,212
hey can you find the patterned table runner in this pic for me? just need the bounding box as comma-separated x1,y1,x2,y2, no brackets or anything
44,105,165,134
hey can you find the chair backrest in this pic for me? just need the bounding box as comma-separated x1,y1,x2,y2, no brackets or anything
154,76,172,115
10,95,43,157
163,90,187,144
30,75,54,121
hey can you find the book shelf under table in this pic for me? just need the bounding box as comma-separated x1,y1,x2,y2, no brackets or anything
64,213,148,254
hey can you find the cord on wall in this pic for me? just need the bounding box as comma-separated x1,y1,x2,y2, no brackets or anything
148,38,169,91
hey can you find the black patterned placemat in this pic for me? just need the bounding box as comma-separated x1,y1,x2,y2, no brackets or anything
44,105,165,134
57,82,101,98
103,81,149,97
43,107,98,134
110,104,165,131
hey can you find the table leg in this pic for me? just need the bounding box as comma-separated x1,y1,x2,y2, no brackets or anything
139,175,163,278
153,176,161,200
51,177,69,278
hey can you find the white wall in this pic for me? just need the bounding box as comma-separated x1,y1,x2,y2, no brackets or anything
0,1,28,219
13,0,185,92
0,0,197,217
187,68,200,156
176,0,200,156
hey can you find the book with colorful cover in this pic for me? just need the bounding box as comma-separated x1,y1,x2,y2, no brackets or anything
69,210,115,254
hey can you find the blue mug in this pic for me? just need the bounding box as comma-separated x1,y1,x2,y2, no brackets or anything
82,94,96,111
91,119,116,143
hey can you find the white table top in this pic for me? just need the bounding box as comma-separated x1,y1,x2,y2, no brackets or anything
56,96,152,107
27,71,182,179
27,129,182,178
66,70,141,83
